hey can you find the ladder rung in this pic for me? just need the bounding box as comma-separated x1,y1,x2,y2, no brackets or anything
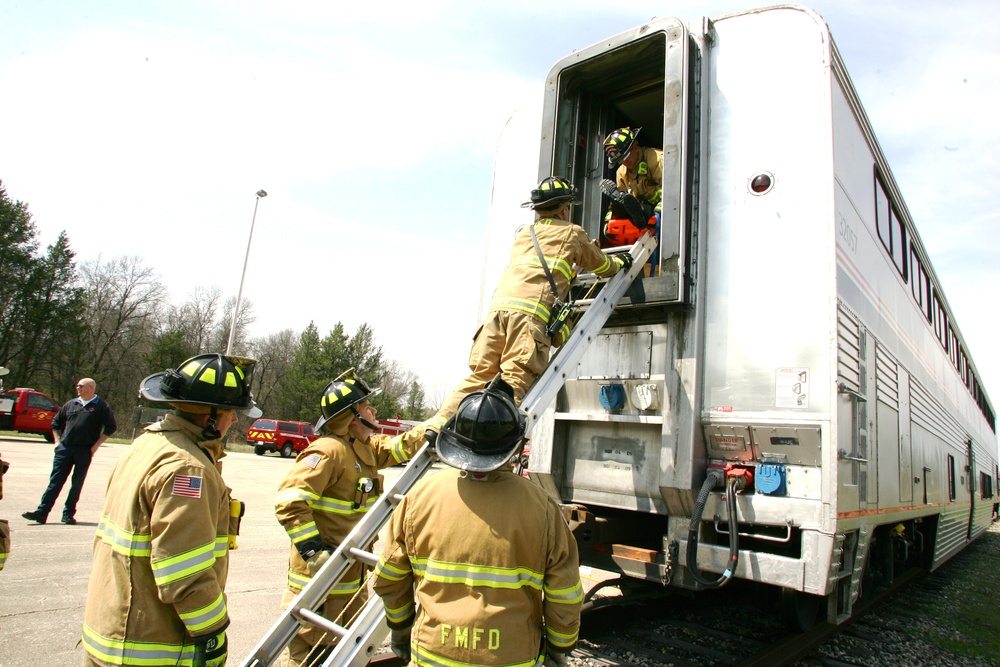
241,235,657,667
349,547,378,567
296,608,348,637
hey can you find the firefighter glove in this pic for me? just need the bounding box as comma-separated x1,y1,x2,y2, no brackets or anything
544,650,570,667
295,535,326,562
616,252,634,272
306,549,332,576
390,627,411,662
193,629,227,667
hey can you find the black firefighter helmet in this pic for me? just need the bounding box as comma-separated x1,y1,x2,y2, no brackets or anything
139,353,262,418
315,368,383,433
436,376,527,473
520,176,581,211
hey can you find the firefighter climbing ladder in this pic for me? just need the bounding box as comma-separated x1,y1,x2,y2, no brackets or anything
241,233,657,667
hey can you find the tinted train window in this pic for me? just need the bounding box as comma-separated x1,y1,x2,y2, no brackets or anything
909,245,931,322
932,291,948,353
947,455,956,501
874,169,907,280
980,472,993,499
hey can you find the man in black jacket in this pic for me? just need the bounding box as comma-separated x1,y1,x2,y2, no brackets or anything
22,377,117,525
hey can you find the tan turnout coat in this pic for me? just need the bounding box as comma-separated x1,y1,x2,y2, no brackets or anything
82,414,234,667
374,468,584,667
275,425,428,595
615,144,664,209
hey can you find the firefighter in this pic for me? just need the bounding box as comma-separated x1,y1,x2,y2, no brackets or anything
602,127,663,271
374,376,584,667
431,176,631,425
274,369,432,667
82,353,260,667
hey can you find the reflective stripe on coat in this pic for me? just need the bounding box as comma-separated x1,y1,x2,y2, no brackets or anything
82,413,232,666
615,145,664,209
374,468,583,667
489,216,622,327
275,426,427,593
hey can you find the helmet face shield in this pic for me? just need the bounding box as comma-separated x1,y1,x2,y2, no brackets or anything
605,145,624,169
603,127,641,169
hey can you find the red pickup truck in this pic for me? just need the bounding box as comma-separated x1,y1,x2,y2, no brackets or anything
0,388,60,442
247,419,319,458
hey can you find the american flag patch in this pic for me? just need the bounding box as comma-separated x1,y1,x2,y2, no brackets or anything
301,454,321,470
172,475,203,498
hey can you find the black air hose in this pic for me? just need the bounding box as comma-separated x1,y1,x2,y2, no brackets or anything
686,470,740,589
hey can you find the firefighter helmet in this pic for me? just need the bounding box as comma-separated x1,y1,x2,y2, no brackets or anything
315,369,383,433
604,127,641,169
139,353,262,417
520,176,581,210
436,377,527,473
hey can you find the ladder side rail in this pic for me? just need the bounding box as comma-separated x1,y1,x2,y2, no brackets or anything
520,234,655,435
241,442,438,667
245,236,654,667
316,236,657,667
319,595,392,667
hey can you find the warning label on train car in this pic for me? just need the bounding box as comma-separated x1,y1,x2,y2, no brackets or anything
775,368,809,408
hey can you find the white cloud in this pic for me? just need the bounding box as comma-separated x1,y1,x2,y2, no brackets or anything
2,0,998,408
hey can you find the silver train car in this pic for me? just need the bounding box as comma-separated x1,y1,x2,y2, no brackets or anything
499,5,998,625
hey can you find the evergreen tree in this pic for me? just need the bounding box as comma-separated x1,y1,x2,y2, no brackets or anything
276,322,326,422
0,182,84,395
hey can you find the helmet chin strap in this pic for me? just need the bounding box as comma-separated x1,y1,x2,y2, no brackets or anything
201,406,222,441
350,406,378,431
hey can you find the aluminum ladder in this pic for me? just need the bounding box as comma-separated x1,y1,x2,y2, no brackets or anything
240,233,656,667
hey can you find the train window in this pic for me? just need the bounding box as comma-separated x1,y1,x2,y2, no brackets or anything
889,209,907,278
932,290,948,353
874,169,907,280
909,245,931,322
947,455,956,501
980,472,994,500
875,174,890,251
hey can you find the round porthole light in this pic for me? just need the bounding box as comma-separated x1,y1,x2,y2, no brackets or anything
749,172,774,195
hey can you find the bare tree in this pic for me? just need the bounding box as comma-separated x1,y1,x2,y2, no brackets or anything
247,328,297,417
179,286,223,353
214,295,255,354
75,255,167,414
377,359,420,419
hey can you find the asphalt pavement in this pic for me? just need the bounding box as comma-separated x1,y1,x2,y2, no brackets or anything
0,436,307,666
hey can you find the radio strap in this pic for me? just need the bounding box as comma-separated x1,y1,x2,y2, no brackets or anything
529,223,574,339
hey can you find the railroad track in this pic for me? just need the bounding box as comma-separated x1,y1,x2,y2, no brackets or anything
331,564,945,667
571,569,924,667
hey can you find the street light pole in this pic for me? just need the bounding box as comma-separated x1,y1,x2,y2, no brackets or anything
226,189,268,355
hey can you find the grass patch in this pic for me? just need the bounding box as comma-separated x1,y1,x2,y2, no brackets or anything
909,522,1000,662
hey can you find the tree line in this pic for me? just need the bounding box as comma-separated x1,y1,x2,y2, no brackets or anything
0,181,428,441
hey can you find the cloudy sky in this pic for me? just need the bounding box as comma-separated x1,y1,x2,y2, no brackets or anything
1,1,997,410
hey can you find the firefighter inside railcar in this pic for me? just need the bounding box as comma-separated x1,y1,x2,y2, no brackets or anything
601,126,663,276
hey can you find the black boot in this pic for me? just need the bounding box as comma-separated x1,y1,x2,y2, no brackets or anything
22,511,47,524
